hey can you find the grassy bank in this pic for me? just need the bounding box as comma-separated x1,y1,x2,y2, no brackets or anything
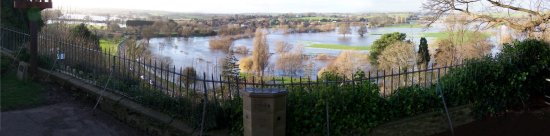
1,72,44,111
100,39,119,55
308,43,370,50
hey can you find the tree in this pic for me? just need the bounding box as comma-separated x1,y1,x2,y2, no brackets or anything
319,51,366,79
124,38,151,61
276,45,305,76
275,41,292,54
252,29,270,76
423,0,550,40
180,67,197,89
338,22,351,37
239,56,254,73
141,26,155,43
357,25,367,37
2,0,45,32
180,26,194,38
369,32,407,66
377,41,416,71
417,37,430,69
222,51,240,78
221,51,240,92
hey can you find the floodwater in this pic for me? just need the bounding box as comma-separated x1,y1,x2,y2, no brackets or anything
147,25,446,77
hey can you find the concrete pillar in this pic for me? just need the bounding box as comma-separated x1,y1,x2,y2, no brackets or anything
242,88,287,136
17,62,29,81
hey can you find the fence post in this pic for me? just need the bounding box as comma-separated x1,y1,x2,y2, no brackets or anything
242,88,287,136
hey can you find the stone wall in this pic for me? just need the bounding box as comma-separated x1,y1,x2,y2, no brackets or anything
36,68,199,136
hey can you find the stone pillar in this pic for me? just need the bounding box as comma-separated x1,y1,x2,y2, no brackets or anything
17,62,29,81
242,88,287,136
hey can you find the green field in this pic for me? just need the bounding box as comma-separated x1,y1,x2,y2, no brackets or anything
422,31,490,39
308,43,371,50
100,39,119,55
1,71,44,111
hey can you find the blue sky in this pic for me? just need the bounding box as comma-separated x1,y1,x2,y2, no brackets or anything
55,0,427,13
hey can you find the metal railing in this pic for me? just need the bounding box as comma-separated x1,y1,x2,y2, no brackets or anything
1,26,463,133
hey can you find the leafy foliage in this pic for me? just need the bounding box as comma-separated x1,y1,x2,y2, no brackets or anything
369,32,407,65
439,39,550,117
287,71,443,135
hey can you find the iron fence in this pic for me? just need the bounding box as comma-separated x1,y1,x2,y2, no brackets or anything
1,26,464,134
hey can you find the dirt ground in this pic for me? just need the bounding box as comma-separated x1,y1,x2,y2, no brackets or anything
0,82,147,136
435,106,550,136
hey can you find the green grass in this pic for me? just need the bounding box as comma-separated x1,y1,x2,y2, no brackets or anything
1,71,44,111
422,31,490,40
100,39,119,55
308,44,371,50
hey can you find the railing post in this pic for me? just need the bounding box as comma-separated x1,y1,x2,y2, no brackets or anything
242,88,287,136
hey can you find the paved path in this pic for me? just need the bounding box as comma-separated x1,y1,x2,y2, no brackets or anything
0,102,146,136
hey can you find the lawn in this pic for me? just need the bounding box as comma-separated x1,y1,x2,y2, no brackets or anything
308,43,371,50
100,39,119,55
1,71,44,111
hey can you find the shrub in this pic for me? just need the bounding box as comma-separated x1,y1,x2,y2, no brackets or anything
238,56,253,73
286,80,385,135
1,55,13,74
234,45,249,55
439,39,550,118
388,85,441,118
209,37,233,52
497,39,550,94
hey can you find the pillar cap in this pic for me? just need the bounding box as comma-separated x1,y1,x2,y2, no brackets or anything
243,88,287,98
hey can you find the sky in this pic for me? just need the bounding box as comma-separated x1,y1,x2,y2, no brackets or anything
54,0,427,13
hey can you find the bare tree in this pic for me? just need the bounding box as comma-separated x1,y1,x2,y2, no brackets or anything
275,41,292,54
338,22,351,37
180,26,194,38
141,26,155,43
124,38,152,61
252,29,270,76
320,51,366,79
423,0,550,39
377,41,416,71
276,45,305,76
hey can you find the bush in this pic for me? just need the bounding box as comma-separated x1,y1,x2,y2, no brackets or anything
234,46,249,55
439,39,550,118
388,85,441,118
288,70,444,135
209,37,233,52
286,80,385,135
1,55,13,74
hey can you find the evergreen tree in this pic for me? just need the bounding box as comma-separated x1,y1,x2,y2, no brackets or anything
369,32,407,65
222,51,240,94
417,37,430,69
222,51,240,78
